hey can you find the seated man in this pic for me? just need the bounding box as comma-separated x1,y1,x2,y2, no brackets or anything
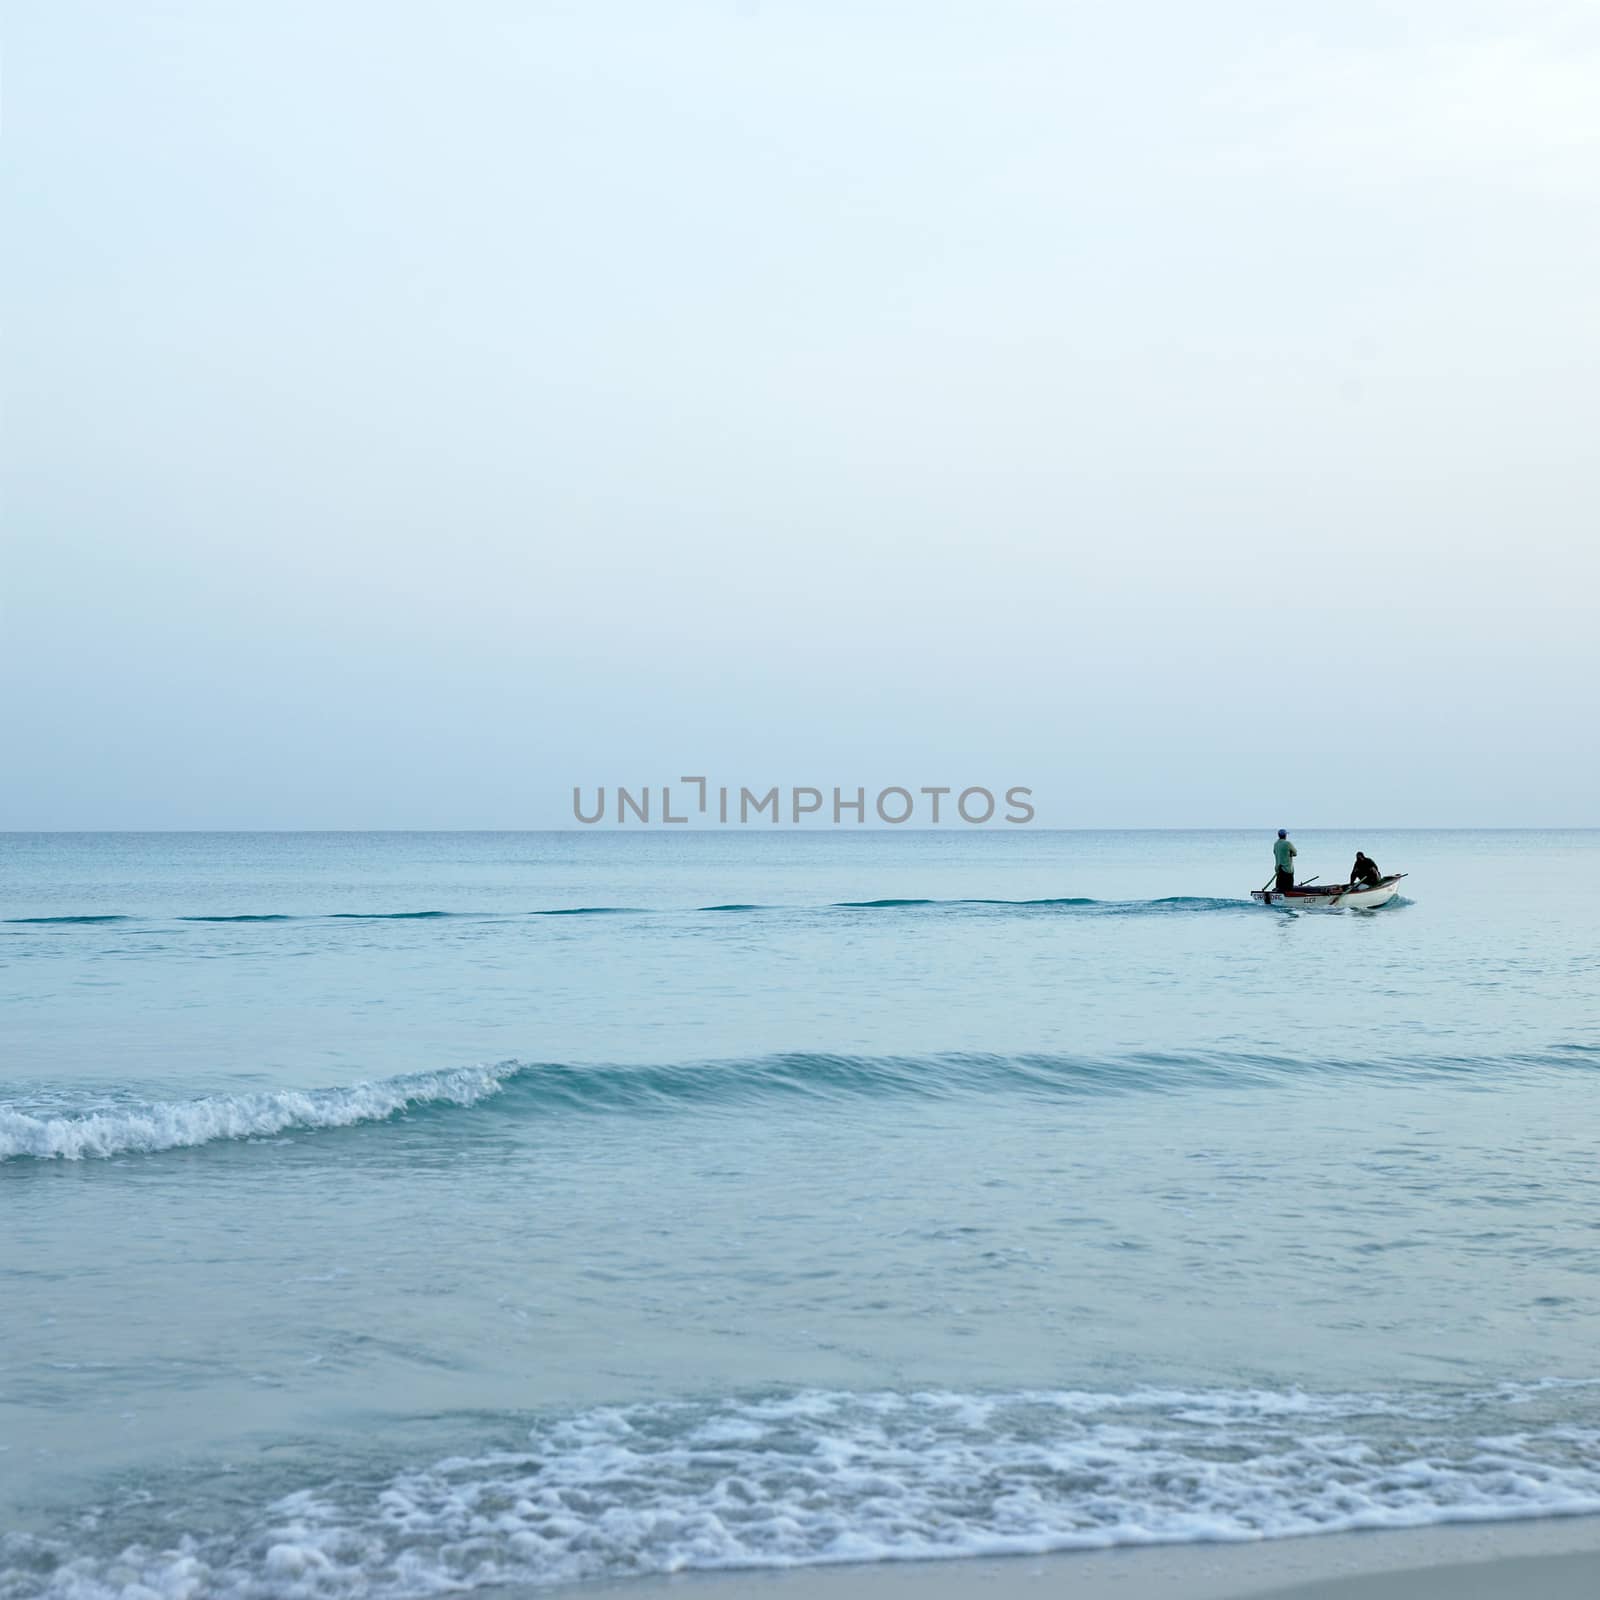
1349,850,1383,888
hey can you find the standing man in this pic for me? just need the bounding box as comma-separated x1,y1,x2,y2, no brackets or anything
1273,829,1297,891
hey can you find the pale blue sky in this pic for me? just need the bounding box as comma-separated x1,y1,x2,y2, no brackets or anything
4,1,1597,826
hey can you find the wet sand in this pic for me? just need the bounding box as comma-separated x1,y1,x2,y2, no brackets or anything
557,1516,1600,1600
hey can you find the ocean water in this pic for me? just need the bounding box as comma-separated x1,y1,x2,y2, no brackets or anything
2,829,1598,1598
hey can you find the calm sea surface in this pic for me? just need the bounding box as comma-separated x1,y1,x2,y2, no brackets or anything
2,830,1598,1596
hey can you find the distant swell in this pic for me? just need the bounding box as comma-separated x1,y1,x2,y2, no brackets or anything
179,914,294,923
531,905,645,916
6,894,1284,925
328,910,456,920
4,914,131,925
2,1047,1586,1163
835,896,935,907
967,895,1097,906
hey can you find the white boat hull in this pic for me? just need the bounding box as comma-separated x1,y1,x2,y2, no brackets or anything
1251,874,1405,910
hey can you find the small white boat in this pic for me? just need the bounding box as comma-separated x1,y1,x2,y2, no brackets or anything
1251,873,1406,910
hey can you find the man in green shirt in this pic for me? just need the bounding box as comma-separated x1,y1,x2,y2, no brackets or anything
1273,829,1297,891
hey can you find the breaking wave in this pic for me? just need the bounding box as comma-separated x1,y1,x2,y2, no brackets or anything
2,1047,1585,1164
7,1383,1600,1598
0,1065,513,1162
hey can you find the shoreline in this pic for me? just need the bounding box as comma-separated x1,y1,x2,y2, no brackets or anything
552,1516,1600,1600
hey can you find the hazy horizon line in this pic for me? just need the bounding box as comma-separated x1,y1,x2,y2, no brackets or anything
4,826,1595,836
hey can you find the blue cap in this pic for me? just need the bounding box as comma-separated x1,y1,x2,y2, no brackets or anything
1278,829,1287,837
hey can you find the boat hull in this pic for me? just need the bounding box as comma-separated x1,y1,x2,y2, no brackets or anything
1251,874,1405,910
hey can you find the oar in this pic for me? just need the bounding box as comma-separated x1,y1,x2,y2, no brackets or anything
1331,873,1364,908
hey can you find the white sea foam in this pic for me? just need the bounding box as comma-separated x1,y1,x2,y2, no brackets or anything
7,1386,1600,1598
0,1065,519,1162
